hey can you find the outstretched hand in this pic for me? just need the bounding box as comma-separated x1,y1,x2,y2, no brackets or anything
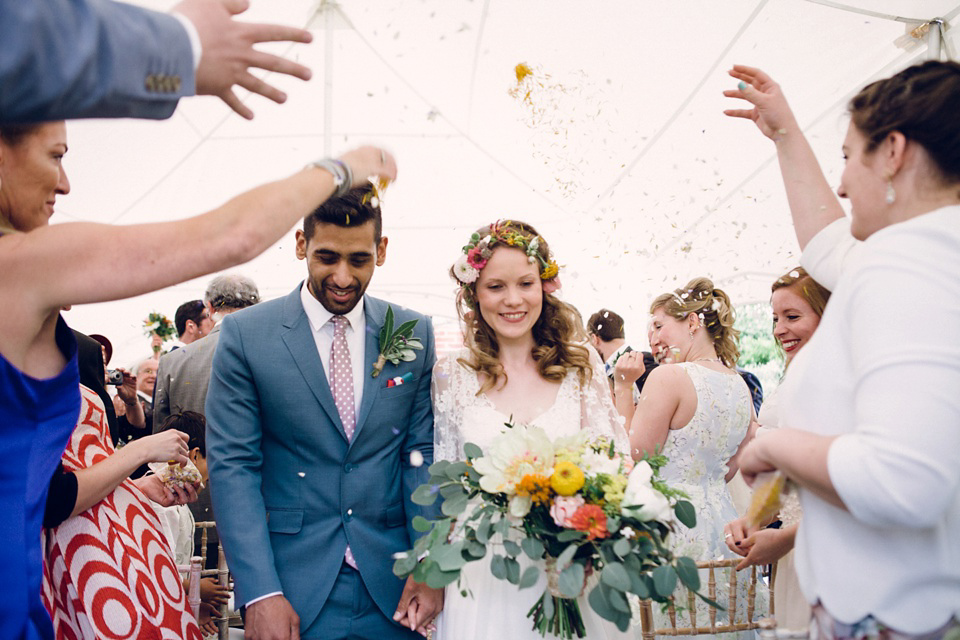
723,65,799,141
393,576,444,637
338,146,398,187
173,0,314,120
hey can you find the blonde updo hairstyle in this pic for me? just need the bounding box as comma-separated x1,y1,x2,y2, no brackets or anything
650,277,740,368
450,220,593,394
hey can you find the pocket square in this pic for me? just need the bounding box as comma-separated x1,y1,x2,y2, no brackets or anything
385,372,414,388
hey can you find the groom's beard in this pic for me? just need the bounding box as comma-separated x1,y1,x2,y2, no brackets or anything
308,275,367,315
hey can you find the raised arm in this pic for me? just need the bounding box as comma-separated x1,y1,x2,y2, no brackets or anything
0,147,394,348
724,65,844,250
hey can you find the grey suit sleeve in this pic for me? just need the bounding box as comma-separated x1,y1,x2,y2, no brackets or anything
205,314,284,605
401,316,441,545
0,0,195,123
153,355,172,432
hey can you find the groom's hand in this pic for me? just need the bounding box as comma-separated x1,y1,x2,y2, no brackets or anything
245,594,300,640
393,577,444,637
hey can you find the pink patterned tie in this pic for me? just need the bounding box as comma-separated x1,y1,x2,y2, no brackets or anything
330,315,358,569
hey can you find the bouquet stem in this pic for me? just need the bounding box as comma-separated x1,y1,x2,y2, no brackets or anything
528,594,586,639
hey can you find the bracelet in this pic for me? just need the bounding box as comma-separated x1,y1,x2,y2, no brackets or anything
307,158,353,198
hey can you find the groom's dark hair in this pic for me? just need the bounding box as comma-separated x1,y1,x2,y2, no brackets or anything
303,184,382,245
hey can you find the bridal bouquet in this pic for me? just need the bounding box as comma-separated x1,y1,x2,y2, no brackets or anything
394,423,707,638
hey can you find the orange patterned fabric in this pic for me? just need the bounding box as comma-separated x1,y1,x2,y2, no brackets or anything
42,387,201,639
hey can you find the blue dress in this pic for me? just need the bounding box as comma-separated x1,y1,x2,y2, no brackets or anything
0,317,80,640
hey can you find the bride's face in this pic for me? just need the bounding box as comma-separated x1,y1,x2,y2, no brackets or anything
475,247,543,343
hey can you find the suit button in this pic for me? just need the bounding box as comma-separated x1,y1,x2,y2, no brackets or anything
344,509,353,522
344,463,355,473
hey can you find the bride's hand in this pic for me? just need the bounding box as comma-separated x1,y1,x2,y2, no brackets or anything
722,65,800,141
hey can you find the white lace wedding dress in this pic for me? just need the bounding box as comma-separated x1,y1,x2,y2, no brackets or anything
432,350,633,640
642,363,767,638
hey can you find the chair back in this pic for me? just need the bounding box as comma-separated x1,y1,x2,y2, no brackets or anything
194,521,242,639
637,558,777,639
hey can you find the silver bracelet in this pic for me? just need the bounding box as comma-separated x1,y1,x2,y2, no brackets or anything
307,158,353,198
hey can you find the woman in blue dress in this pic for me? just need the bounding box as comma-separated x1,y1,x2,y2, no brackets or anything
0,121,396,639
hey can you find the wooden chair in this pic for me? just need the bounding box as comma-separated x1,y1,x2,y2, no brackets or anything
637,558,777,639
195,521,243,639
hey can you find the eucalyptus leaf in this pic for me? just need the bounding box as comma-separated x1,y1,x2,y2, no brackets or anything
440,483,466,499
652,565,678,597
521,537,545,560
429,541,467,571
675,556,700,591
392,553,418,577
444,462,469,480
600,563,630,592
412,516,432,533
674,500,697,529
394,319,418,338
441,491,469,517
427,460,451,476
518,566,540,590
608,586,631,613
557,562,585,598
464,540,486,559
542,592,555,619
502,539,521,558
628,571,651,598
424,566,461,589
557,543,578,570
504,557,520,584
476,515,492,544
490,554,507,580
587,583,618,622
411,484,438,506
557,529,586,542
613,538,632,558
399,350,417,361
463,442,483,460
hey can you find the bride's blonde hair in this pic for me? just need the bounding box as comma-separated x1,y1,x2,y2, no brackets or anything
450,220,593,394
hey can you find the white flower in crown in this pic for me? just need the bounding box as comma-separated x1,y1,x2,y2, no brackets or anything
454,254,480,284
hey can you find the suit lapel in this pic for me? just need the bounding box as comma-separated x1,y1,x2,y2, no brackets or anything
353,295,385,442
280,286,348,442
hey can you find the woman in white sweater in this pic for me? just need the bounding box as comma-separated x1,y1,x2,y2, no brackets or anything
724,61,960,637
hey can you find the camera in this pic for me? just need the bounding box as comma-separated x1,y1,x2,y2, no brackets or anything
106,369,124,386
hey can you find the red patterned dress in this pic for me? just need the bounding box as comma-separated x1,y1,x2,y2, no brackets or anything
42,386,202,639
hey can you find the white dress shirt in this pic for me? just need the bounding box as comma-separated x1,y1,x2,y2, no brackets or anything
781,208,960,631
300,281,366,417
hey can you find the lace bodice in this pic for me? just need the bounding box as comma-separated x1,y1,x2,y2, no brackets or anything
432,349,629,460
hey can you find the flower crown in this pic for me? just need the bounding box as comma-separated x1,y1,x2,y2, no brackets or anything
452,221,561,292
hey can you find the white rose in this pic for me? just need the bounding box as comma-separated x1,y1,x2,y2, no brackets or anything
622,473,672,522
580,450,619,477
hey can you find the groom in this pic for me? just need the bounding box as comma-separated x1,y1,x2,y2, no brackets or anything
206,185,442,639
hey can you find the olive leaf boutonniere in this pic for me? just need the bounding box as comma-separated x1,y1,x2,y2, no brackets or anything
372,305,424,377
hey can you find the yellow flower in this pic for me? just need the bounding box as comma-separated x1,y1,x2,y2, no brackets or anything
517,474,552,505
515,62,533,84
540,260,559,280
551,461,585,496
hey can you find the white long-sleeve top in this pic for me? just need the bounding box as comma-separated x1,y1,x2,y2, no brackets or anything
779,206,960,632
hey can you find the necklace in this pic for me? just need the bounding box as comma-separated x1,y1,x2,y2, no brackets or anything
692,357,721,363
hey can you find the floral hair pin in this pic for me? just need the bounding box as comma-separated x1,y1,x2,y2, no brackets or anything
452,220,561,293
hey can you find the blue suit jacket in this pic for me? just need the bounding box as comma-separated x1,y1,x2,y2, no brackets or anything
205,287,438,630
0,0,194,122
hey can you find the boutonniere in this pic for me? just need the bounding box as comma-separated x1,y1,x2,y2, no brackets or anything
372,305,424,377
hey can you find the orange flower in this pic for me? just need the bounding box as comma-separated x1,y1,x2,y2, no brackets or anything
516,474,552,506
568,504,609,540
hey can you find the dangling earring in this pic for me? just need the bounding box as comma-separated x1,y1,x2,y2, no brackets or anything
886,178,896,205
689,329,695,340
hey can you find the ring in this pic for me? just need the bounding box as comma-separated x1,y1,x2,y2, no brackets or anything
724,533,733,539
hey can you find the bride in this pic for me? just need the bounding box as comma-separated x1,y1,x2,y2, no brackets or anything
431,220,632,639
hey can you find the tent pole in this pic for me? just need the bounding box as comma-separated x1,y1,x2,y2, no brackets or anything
324,1,335,156
927,19,944,60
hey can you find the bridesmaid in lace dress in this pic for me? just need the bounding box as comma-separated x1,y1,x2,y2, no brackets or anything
724,267,830,634
615,277,766,637
432,220,632,640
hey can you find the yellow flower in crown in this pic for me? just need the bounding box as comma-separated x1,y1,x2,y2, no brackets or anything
551,460,585,496
540,260,559,281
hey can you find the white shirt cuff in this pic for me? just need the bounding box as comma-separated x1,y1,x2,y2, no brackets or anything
171,12,203,70
245,591,283,609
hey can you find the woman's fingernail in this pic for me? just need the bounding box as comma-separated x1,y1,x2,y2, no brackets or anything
734,541,741,546
738,81,747,91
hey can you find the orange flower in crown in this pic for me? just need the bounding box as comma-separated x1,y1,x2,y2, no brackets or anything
451,220,562,295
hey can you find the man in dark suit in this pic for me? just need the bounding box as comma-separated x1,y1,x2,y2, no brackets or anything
206,186,442,639
587,308,658,395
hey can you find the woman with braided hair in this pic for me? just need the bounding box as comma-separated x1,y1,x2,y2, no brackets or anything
615,277,765,636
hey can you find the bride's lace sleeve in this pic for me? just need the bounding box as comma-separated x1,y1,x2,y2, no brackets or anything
432,354,465,462
579,348,631,455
